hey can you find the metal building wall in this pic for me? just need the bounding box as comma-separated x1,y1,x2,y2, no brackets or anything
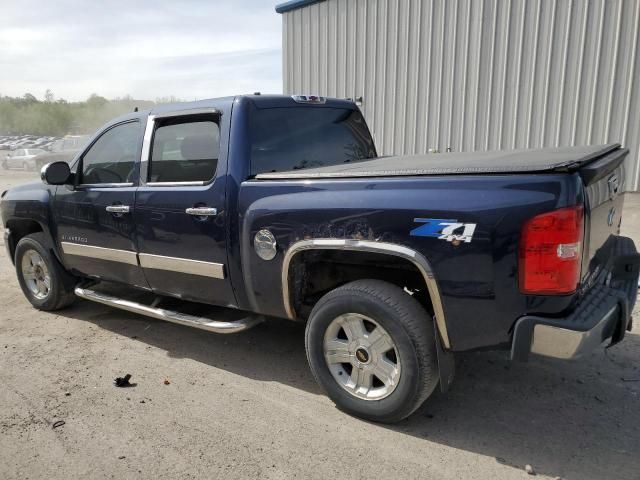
281,0,640,191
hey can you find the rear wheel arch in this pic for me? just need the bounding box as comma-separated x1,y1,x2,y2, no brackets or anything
282,239,451,349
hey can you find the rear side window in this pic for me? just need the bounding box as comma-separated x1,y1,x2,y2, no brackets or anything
149,119,219,183
249,107,376,176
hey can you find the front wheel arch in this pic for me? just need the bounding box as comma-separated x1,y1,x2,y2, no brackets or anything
14,232,76,310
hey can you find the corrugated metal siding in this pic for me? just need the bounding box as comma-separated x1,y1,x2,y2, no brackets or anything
282,0,640,191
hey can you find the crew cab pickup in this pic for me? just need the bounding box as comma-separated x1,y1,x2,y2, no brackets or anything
1,95,638,423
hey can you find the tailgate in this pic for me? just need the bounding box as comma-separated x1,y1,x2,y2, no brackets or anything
580,147,629,282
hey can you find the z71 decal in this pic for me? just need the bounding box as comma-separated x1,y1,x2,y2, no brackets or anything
410,218,477,243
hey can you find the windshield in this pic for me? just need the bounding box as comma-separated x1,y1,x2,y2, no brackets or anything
249,106,376,176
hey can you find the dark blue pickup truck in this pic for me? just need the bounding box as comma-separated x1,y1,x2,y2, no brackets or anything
2,95,638,422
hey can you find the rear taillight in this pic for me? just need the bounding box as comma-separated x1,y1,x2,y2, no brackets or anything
519,205,584,295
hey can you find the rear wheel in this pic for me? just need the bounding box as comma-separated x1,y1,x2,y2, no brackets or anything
15,233,76,310
305,279,439,423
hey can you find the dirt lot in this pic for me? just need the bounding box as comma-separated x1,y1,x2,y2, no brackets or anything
0,167,639,480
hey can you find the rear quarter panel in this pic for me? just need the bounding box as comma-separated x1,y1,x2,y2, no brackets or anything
237,173,584,351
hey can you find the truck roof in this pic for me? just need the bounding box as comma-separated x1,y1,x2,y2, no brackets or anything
105,95,357,127
255,144,622,179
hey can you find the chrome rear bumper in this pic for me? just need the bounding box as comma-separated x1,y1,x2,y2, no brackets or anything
511,236,639,361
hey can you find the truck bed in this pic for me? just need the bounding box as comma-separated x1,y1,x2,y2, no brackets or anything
255,143,620,179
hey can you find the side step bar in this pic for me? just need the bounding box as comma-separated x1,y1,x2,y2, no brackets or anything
74,287,263,334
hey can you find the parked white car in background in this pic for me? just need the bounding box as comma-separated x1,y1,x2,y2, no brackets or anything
2,148,47,171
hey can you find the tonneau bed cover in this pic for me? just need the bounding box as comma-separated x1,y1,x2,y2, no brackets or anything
256,143,622,180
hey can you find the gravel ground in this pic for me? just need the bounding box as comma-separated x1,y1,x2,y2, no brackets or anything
1,168,639,480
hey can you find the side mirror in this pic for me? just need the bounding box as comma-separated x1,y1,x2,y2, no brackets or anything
41,161,71,185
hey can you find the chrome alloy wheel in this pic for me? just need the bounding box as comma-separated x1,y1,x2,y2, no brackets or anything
21,250,51,300
323,313,401,401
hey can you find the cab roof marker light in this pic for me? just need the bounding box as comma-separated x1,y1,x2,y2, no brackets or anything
291,95,327,104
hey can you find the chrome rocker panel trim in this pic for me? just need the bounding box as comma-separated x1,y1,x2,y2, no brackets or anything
61,242,138,266
75,287,261,334
282,239,451,349
139,253,225,279
61,243,225,278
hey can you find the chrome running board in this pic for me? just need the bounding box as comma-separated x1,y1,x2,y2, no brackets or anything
74,287,263,334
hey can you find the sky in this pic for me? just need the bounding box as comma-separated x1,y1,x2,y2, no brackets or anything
0,0,284,102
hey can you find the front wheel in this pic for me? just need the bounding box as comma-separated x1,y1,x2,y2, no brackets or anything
305,279,440,423
15,233,76,310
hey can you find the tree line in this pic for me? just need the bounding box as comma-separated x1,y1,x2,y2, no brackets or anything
0,91,176,137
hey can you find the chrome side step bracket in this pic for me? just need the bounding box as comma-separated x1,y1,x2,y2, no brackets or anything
74,287,263,334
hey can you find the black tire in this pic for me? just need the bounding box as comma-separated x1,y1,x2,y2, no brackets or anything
15,233,76,311
305,279,439,423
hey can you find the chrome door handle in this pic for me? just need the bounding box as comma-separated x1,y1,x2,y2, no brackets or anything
186,207,217,216
106,205,130,214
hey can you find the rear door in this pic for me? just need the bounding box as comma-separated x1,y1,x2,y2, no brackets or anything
53,120,149,288
134,108,235,306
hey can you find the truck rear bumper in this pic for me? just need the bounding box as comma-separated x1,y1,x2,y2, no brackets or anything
511,236,639,361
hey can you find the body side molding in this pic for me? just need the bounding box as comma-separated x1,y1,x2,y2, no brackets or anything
138,253,225,279
61,242,138,266
281,239,451,349
61,242,225,278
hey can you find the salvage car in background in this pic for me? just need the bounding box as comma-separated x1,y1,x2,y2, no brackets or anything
31,135,89,170
2,148,47,171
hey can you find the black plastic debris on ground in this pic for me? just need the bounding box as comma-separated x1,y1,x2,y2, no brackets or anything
114,374,136,388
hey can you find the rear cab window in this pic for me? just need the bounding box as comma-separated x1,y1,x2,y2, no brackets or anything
249,106,376,176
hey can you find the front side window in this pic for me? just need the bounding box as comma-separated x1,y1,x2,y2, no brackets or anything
249,107,376,176
80,122,140,184
148,118,219,183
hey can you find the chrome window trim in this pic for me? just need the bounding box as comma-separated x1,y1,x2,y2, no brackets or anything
138,114,155,186
75,182,134,189
145,181,208,187
281,239,451,349
61,242,138,266
138,253,225,279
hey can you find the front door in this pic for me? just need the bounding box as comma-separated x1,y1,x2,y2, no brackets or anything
53,120,148,288
134,109,235,306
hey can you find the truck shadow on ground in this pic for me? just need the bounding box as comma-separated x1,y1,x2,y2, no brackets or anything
60,300,640,480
